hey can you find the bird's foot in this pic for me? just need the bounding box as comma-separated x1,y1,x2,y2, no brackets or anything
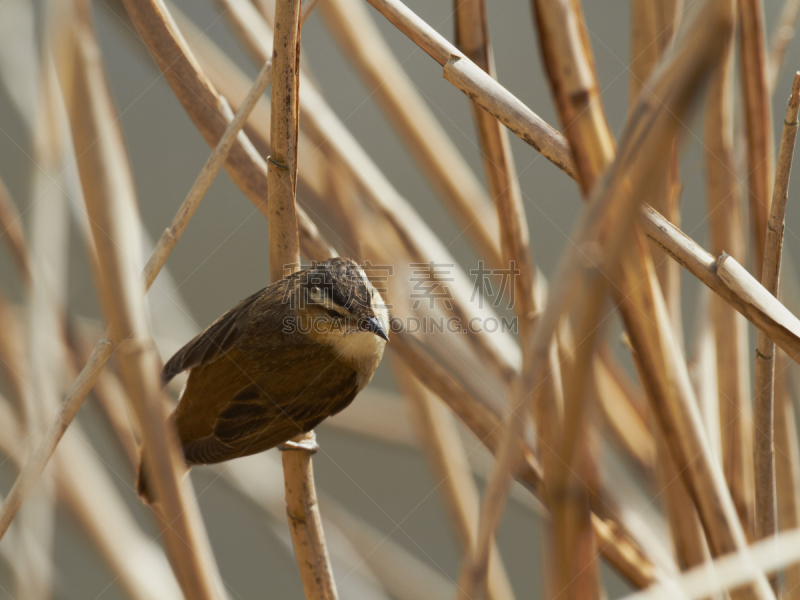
278,439,319,454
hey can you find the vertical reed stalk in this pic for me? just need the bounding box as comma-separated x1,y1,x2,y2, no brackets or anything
270,2,338,598
739,0,774,277
752,74,800,594
774,352,800,599
705,0,756,541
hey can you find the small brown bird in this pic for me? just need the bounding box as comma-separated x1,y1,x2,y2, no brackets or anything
137,257,389,502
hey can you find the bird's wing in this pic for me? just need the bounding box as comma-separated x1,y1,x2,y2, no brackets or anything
161,288,264,384
182,373,360,465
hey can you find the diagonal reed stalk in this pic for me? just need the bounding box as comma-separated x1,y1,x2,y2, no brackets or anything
51,3,224,598
269,2,338,598
0,50,276,545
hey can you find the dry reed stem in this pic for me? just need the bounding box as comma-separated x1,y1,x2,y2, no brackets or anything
0,60,275,544
54,4,224,598
739,0,774,278
753,73,800,553
163,3,329,204
768,0,800,95
120,0,334,262
642,207,800,362
0,175,30,285
363,0,575,177
452,2,565,596
481,1,778,597
452,0,529,291
394,360,516,600
320,0,503,270
525,1,615,595
705,5,756,542
269,2,338,598
618,523,800,600
774,352,800,599
629,0,683,343
224,456,456,600
466,1,729,593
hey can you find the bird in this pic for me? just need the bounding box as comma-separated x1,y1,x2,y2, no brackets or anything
137,257,390,503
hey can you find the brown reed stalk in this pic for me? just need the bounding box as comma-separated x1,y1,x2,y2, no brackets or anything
452,2,567,596
269,2,339,598
395,359,516,600
753,73,800,559
774,352,800,599
320,0,503,270
768,0,800,94
630,0,684,344
739,0,774,278
644,207,800,357
52,4,224,597
466,0,732,593
469,0,612,596
705,0,756,541
0,62,275,543
466,1,778,597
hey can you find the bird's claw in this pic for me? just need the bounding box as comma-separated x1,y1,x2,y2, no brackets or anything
278,439,319,454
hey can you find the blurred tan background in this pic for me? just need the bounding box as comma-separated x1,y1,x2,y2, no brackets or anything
0,0,798,597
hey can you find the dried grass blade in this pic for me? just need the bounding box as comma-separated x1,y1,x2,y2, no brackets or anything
753,73,800,564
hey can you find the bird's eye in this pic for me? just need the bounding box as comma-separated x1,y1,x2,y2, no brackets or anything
326,309,341,320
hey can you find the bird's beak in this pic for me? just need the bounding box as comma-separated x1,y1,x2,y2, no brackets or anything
364,316,389,341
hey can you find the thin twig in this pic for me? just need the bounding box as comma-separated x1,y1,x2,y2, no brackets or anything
753,73,800,560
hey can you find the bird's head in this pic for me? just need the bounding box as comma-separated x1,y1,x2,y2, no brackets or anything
294,258,390,355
